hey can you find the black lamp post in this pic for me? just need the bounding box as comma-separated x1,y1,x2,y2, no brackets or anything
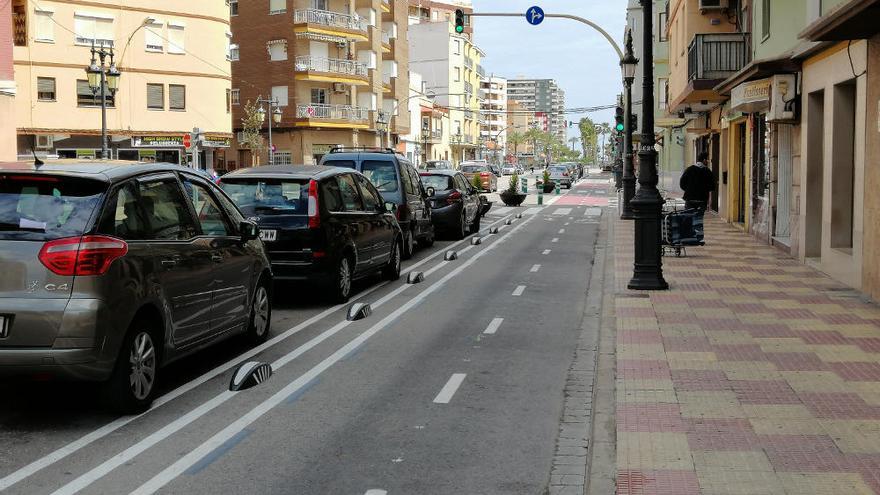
421,125,431,165
256,97,283,164
620,29,638,220
628,0,668,290
86,42,120,159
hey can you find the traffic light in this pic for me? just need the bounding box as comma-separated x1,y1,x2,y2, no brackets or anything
454,9,465,33
630,113,638,132
614,106,625,132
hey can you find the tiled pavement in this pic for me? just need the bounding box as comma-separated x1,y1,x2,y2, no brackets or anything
613,213,880,494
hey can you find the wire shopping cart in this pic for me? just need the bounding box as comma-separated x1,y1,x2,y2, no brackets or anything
661,208,705,257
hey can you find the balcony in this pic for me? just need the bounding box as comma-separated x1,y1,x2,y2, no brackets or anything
293,9,368,41
476,64,485,78
295,103,371,128
381,0,391,13
464,109,473,120
381,30,392,53
422,129,443,143
688,33,751,82
464,81,473,94
294,56,369,85
464,57,474,70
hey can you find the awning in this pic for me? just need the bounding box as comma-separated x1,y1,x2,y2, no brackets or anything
800,0,880,40
715,55,801,96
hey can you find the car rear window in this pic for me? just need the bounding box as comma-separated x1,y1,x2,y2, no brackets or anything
421,175,453,192
321,160,356,169
0,174,106,240
550,166,568,172
461,165,487,173
361,160,399,193
220,178,309,215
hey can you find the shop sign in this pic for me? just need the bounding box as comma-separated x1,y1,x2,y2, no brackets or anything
203,135,231,148
731,78,771,113
132,135,184,148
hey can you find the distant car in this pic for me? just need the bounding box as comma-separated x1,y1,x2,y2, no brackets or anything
0,160,271,413
420,171,482,239
221,165,402,303
424,160,452,171
460,162,498,192
548,165,573,189
319,149,434,259
501,166,517,176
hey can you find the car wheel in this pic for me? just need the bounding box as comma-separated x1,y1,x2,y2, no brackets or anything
418,229,435,248
383,240,401,281
102,321,160,414
245,280,271,344
330,256,352,303
470,211,481,234
455,210,468,240
402,229,415,260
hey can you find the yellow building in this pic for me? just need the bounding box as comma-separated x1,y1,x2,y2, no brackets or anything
11,0,232,167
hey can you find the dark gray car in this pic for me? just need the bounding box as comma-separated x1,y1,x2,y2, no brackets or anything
0,161,272,413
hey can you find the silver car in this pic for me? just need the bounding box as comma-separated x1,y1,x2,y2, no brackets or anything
548,165,573,189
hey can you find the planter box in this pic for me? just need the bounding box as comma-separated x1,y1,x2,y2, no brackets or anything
500,191,527,206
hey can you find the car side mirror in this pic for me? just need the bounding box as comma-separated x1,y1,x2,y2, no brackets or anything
240,220,260,241
384,201,397,214
425,186,436,197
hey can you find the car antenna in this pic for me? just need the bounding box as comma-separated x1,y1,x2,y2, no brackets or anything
31,149,44,168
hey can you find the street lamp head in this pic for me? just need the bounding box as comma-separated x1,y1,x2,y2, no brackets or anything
620,28,639,82
257,105,267,123
86,59,102,91
106,62,121,93
272,106,282,124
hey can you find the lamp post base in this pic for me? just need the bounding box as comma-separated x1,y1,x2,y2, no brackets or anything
627,189,668,291
620,176,636,220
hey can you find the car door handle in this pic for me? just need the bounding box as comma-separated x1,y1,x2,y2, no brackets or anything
210,253,224,263
160,256,181,268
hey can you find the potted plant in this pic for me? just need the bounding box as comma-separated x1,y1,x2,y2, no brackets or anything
500,173,527,206
471,174,483,192
541,169,555,193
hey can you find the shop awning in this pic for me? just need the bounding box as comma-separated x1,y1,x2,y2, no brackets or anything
800,0,880,40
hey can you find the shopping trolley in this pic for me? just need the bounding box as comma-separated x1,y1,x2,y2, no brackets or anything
661,208,705,257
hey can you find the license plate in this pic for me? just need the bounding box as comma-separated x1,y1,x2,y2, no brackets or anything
259,229,277,242
0,316,7,338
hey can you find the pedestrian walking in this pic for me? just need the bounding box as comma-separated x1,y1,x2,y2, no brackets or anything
679,152,716,211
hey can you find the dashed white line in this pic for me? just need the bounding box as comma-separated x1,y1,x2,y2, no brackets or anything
558,228,566,234
483,318,504,335
530,264,541,273
365,490,388,495
551,237,559,243
564,222,570,226
512,285,526,296
433,374,467,404
542,249,551,255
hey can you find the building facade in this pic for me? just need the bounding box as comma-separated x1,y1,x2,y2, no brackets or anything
11,0,232,168
398,70,451,166
479,74,506,164
506,78,565,141
505,99,535,163
1,0,15,160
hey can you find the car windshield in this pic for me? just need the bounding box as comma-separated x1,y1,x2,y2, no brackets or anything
461,165,487,173
0,174,107,241
420,175,453,192
321,160,356,169
220,178,308,215
550,166,568,172
361,160,399,193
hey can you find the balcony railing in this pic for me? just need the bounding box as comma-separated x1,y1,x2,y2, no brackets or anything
476,64,485,77
464,81,473,94
464,109,473,119
293,8,368,33
464,57,473,69
687,33,751,82
296,103,370,122
382,30,391,44
295,56,367,77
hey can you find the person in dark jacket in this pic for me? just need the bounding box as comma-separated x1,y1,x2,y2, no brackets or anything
679,152,716,210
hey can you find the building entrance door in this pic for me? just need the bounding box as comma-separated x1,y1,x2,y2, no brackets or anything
775,124,793,239
737,122,747,224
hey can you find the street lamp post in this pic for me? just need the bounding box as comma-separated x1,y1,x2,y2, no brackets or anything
422,125,431,164
376,112,389,149
628,0,668,290
620,29,639,220
86,43,121,159
256,97,282,164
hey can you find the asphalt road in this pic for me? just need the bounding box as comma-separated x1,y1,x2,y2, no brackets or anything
0,172,608,495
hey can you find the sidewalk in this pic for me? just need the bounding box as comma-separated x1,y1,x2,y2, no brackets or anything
612,213,880,494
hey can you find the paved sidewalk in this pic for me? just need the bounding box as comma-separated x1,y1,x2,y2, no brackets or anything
613,213,880,494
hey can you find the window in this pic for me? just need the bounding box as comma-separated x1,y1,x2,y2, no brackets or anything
310,88,326,104
658,78,668,109
271,85,289,107
147,83,164,109
37,77,56,101
34,10,54,42
311,0,328,9
273,151,292,165
76,79,115,107
169,84,185,110
74,14,114,47
231,88,240,105
268,40,287,61
98,182,149,240
453,39,460,54
181,178,229,236
361,160,399,193
320,178,343,212
454,67,460,82
137,178,198,240
336,174,363,211
167,24,184,54
354,175,382,211
269,0,286,14
658,11,668,42
226,88,231,113
145,22,163,51
229,43,239,61
230,0,238,16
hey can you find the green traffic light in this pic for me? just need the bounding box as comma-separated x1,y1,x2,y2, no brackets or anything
455,25,464,33
616,123,625,132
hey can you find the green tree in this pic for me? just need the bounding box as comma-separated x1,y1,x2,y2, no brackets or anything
578,117,598,162
240,99,266,166
506,131,525,159
471,173,482,191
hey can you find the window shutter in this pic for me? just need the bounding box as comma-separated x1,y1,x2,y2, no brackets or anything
167,25,184,54
35,11,54,41
271,85,288,107
169,85,185,110
95,17,114,46
269,0,286,14
145,23,163,51
37,77,55,94
74,16,92,44
147,84,164,109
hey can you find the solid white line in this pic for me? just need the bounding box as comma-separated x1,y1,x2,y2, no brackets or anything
130,216,536,495
558,228,566,234
432,374,467,404
483,317,503,335
565,222,570,226
551,238,559,243
364,490,387,495
530,264,541,273
542,249,551,255
512,285,526,296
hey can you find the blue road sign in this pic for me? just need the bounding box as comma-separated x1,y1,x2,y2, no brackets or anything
526,5,544,26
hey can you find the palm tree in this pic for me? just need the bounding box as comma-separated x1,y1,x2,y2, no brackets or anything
597,123,612,164
506,131,525,160
568,137,580,152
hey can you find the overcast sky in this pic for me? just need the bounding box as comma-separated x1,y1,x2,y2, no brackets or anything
471,0,628,141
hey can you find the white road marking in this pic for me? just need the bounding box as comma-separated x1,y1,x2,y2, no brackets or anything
129,215,537,495
551,238,559,243
585,207,602,217
433,374,467,404
558,228,565,234
512,285,526,296
553,207,572,215
483,318,504,335
565,222,570,226
542,249,551,255
530,264,541,273
523,207,543,215
365,490,388,495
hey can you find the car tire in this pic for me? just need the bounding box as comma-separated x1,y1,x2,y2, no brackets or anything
418,229,435,248
383,240,401,281
455,210,468,240
329,256,353,303
402,229,415,260
102,320,160,414
470,211,481,234
245,279,271,345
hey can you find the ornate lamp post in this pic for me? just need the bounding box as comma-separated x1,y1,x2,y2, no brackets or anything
86,43,121,159
421,124,431,165
628,0,668,290
376,112,389,149
620,29,639,220
256,97,282,164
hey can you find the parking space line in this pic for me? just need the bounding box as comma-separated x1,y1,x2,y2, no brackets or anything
558,229,566,234
512,285,526,296
530,264,541,273
542,249,551,255
364,490,387,495
551,238,559,243
483,318,503,335
432,374,467,404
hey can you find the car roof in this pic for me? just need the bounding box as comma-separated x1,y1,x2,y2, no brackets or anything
322,152,400,162
221,165,345,180
0,160,203,182
419,170,458,176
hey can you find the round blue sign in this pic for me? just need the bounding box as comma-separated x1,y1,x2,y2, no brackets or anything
526,6,544,25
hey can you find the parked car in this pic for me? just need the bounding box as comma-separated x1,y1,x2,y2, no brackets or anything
220,165,402,304
501,166,518,176
460,162,498,192
424,160,452,171
319,149,434,259
419,171,482,239
548,164,573,189
0,160,271,413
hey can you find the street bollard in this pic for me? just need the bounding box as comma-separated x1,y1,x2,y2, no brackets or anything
521,178,528,194
537,184,543,205
555,183,560,195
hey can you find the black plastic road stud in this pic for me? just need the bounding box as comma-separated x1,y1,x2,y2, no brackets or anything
229,361,273,391
347,302,372,321
505,219,513,225
444,250,458,261
407,271,425,284
489,227,499,234
516,213,523,219
471,236,482,245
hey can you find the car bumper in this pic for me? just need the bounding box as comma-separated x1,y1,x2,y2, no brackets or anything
0,347,110,381
268,257,335,282
430,203,464,229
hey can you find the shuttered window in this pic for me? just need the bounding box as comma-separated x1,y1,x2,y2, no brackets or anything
226,89,231,113
77,79,114,107
145,22,163,51
231,89,240,105
37,77,56,100
269,0,286,14
147,83,164,109
169,84,185,110
34,10,54,42
271,85,288,107
167,24,184,54
74,14,114,47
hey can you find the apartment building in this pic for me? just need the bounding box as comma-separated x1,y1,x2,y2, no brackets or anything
407,0,473,38
1,0,14,160
11,0,232,168
409,19,482,164
398,70,451,166
506,78,565,140
479,74,506,163
505,99,535,162
228,0,410,167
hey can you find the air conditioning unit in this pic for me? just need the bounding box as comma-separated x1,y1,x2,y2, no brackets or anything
35,135,53,149
767,74,798,123
699,0,728,10
332,82,347,93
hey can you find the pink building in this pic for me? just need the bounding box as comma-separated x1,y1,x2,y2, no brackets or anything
0,0,15,160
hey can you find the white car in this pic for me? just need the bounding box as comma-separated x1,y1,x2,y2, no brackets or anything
501,166,517,175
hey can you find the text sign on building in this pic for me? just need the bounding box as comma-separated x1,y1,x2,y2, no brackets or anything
731,78,771,113
132,136,184,148
526,6,544,25
203,135,231,148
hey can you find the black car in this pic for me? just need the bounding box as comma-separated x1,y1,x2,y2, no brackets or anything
420,171,484,239
220,166,402,303
0,160,271,412
319,149,434,259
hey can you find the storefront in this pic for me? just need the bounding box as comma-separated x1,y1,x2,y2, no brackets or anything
129,135,185,164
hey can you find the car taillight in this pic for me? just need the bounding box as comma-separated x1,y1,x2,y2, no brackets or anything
39,235,128,276
480,172,489,178
446,191,462,205
563,172,569,176
308,179,320,229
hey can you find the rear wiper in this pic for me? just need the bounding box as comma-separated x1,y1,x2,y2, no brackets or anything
0,221,45,232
